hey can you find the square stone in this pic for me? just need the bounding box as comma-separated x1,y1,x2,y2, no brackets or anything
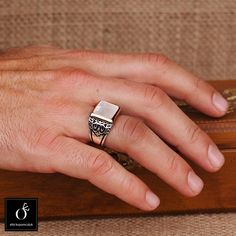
93,101,120,120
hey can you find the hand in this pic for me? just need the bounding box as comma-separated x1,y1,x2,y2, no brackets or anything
0,45,228,211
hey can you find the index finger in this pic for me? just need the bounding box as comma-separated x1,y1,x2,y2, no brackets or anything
63,51,229,117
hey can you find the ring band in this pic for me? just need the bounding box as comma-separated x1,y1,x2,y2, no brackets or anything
88,100,120,146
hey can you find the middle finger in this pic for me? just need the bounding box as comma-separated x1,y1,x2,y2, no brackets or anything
53,69,225,173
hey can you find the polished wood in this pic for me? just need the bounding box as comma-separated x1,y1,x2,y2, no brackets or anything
0,80,235,220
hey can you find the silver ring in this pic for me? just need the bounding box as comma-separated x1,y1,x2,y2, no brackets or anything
88,100,120,146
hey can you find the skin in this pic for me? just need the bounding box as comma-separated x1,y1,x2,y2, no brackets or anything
0,45,228,211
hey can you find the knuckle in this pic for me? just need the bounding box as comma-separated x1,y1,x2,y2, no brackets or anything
166,154,180,173
185,125,202,145
53,68,93,87
181,77,202,102
121,175,138,196
87,151,114,177
189,77,202,98
142,53,170,68
193,77,201,91
119,117,147,144
142,85,167,109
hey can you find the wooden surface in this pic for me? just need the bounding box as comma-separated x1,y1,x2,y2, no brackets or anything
0,80,236,220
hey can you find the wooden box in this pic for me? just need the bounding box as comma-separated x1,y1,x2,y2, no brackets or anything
0,80,236,220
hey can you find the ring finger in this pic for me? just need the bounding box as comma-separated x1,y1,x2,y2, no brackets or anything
52,70,225,173
48,101,204,197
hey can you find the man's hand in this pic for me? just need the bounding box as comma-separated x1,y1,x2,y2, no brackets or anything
0,45,228,211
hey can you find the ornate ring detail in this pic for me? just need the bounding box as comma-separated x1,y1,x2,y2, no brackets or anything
88,101,120,146
88,116,113,137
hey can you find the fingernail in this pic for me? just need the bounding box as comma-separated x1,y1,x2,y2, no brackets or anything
145,191,160,209
208,144,225,169
212,92,228,113
187,170,204,194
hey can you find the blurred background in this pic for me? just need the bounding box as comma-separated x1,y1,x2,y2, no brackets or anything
0,0,235,81
0,0,235,235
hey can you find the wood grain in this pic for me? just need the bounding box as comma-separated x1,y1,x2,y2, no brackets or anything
0,80,235,220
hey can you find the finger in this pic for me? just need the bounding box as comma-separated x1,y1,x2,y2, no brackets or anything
56,101,204,197
0,50,228,117
0,49,228,117
51,69,225,173
106,115,204,197
49,135,160,211
51,51,229,117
